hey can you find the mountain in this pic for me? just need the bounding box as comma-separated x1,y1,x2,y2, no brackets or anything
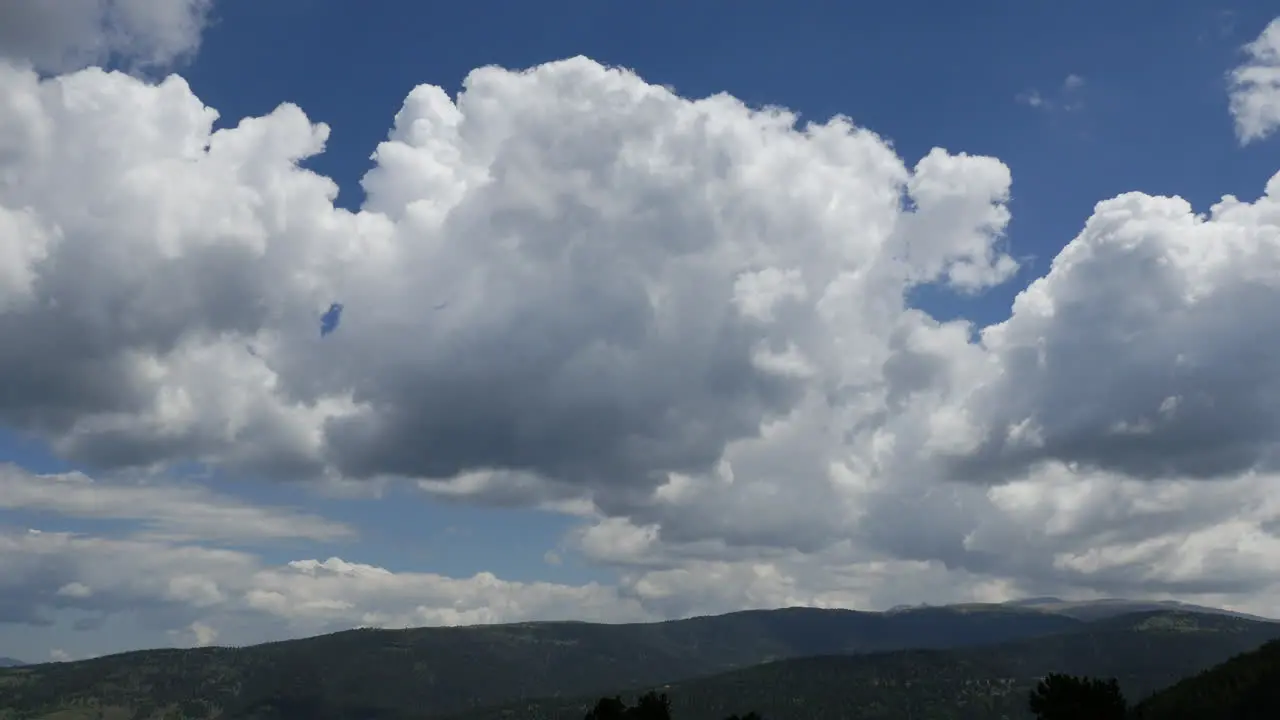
1132,637,1280,719
0,605,1273,720
446,611,1280,720
0,657,21,667
1000,597,1275,623
0,604,1083,720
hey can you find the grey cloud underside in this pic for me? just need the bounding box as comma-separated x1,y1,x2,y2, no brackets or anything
0,0,211,74
323,318,803,486
0,240,286,466
949,193,1280,485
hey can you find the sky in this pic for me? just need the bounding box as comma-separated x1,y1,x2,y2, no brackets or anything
1,0,1279,664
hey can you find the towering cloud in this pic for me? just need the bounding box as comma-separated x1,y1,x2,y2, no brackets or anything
4,18,1280,654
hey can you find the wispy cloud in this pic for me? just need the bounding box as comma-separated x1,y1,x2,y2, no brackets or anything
0,464,354,544
1228,18,1280,145
1019,74,1087,113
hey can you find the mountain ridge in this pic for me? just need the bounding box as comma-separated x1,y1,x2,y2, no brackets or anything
0,604,1275,720
8,597,1263,665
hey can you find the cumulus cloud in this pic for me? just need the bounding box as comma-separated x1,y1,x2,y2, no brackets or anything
1229,18,1280,145
0,56,1015,504
5,44,1280,653
571,464,1280,619
0,0,212,74
972,469,1280,597
173,621,219,647
8,508,1280,657
0,527,648,646
943,181,1280,484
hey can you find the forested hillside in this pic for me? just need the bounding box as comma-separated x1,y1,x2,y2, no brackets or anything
1132,638,1280,719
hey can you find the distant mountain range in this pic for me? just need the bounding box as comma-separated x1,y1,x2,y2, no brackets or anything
876,597,1273,623
0,657,23,667
996,597,1275,622
0,600,1275,719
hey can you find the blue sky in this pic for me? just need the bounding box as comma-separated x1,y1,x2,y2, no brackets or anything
2,0,1280,663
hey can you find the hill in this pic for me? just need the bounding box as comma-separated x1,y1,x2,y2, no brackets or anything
999,597,1274,623
1132,636,1280,719
0,606,1274,720
446,611,1280,720
0,605,1083,720
0,658,21,668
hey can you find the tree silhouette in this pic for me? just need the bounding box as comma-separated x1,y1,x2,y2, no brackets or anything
631,691,672,720
585,696,629,720
1028,673,1128,720
584,692,672,720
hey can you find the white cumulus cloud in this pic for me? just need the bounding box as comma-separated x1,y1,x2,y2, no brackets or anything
4,39,1280,657
0,56,1016,507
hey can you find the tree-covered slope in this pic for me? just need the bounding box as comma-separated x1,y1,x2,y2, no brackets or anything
1131,637,1280,720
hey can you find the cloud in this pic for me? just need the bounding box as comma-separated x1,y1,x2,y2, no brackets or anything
1018,91,1047,108
0,0,212,74
1229,18,1280,145
1018,74,1086,113
970,469,1280,597
942,182,1280,484
0,528,255,625
168,620,218,647
11,497,1277,658
568,461,1280,622
0,527,650,648
0,464,354,543
0,56,1016,501
5,47,1280,649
